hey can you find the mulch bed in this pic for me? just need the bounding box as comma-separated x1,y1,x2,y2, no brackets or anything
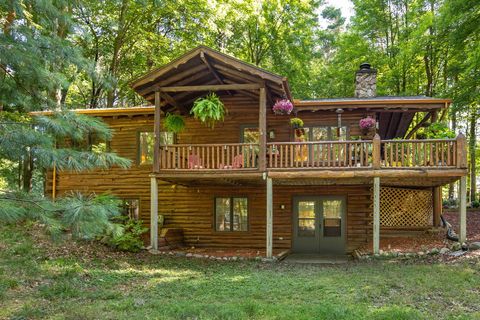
359,210,480,254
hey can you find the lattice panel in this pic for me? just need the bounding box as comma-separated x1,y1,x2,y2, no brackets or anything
372,187,433,227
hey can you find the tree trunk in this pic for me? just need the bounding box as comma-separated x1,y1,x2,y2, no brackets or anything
22,150,33,192
469,110,477,202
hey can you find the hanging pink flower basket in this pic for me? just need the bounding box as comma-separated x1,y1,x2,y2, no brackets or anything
272,99,293,115
359,116,376,130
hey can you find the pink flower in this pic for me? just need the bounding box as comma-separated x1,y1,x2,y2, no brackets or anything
359,117,376,129
272,99,293,115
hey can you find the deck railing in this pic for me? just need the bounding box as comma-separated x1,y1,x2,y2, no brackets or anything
381,139,457,168
266,141,373,169
159,143,259,170
157,135,466,172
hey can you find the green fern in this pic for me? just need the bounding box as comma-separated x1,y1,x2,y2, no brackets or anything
190,93,226,128
163,113,186,133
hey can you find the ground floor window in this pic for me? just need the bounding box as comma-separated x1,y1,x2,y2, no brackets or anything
215,197,248,232
121,199,140,220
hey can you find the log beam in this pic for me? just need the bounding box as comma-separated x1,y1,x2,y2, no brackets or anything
150,175,159,251
459,175,467,243
153,92,162,173
373,176,380,254
200,51,232,95
433,186,442,227
258,87,267,171
158,83,262,93
266,177,273,258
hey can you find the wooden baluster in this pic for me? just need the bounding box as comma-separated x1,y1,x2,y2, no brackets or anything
440,142,444,167
279,145,283,168
400,143,404,167
383,143,387,167
423,142,427,166
349,143,353,167
447,142,451,166
327,143,332,167
359,143,363,166
290,145,294,168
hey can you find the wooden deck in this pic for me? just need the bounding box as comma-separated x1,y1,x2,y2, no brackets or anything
155,136,466,185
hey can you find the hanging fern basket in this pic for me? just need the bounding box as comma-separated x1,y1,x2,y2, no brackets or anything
190,93,226,129
163,113,186,133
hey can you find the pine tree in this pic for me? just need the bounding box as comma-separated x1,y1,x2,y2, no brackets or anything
0,1,130,237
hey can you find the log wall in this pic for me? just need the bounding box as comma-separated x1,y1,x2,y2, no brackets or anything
46,96,374,252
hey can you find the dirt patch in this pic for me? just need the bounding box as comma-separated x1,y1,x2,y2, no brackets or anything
359,210,480,254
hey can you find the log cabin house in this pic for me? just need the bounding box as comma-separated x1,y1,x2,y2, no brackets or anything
40,46,468,257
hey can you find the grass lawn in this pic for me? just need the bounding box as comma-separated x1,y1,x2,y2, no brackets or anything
1,223,479,320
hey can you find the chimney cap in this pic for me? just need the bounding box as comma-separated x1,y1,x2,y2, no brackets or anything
359,63,371,70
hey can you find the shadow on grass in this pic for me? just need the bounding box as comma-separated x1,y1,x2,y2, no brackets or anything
1,224,480,320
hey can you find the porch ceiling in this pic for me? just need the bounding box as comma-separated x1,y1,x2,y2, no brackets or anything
130,46,291,114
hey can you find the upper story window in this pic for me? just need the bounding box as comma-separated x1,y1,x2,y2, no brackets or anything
215,197,248,232
138,131,174,165
294,126,348,142
68,133,110,152
241,126,260,144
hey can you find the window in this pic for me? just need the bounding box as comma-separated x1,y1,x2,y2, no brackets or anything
121,199,140,220
215,197,248,232
323,200,342,237
294,126,348,142
138,131,174,164
88,133,110,153
241,126,260,144
294,126,348,162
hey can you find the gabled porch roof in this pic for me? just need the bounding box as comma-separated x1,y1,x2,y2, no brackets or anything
129,46,292,114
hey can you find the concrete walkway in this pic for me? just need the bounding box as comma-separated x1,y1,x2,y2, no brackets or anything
283,253,351,264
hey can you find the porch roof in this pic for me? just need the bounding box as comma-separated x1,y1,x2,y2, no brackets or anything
129,46,292,114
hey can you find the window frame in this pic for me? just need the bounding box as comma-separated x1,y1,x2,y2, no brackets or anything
240,124,260,143
136,128,175,166
292,125,350,142
213,196,249,232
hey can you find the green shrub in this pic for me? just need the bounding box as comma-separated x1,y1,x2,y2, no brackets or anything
443,198,458,209
471,200,480,208
109,217,148,252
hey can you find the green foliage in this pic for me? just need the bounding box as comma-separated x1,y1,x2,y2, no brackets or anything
191,93,226,128
471,200,480,209
290,117,304,128
418,123,456,139
0,191,123,240
2,222,480,319
58,193,122,240
108,217,148,252
163,113,186,133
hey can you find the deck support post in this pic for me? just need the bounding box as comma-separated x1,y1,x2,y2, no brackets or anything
373,176,380,254
433,186,442,227
459,176,467,243
153,91,162,173
266,177,273,258
258,87,267,171
150,175,159,251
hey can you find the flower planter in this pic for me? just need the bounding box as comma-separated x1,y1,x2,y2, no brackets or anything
272,99,293,115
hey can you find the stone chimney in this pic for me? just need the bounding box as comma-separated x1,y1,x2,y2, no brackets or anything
354,63,377,98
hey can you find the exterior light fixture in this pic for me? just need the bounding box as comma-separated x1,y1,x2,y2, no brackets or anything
269,129,275,139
